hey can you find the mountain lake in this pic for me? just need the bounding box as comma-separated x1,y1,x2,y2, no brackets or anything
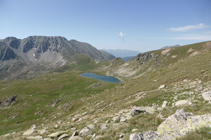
80,73,121,83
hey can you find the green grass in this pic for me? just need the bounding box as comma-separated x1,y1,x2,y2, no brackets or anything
0,71,118,135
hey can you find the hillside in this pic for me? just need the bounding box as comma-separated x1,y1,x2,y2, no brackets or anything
0,41,211,140
0,36,115,81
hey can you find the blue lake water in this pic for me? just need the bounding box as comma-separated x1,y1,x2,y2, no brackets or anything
80,73,121,83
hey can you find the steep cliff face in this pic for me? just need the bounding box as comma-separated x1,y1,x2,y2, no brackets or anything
0,42,17,61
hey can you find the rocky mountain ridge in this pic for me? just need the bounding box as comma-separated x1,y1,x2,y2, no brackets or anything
0,36,115,80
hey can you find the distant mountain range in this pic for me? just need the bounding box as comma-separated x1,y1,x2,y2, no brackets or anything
0,36,115,80
102,49,141,58
161,44,180,49
102,49,141,62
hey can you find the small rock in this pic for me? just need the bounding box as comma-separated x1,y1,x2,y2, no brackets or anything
125,113,132,120
95,135,104,140
112,116,120,122
97,123,108,130
48,131,67,138
131,129,138,132
79,127,92,136
105,119,110,124
91,133,96,140
175,100,192,107
120,116,127,122
71,128,77,131
130,133,144,140
159,84,166,89
54,124,59,128
23,124,37,136
39,129,48,135
202,92,211,101
130,107,144,115
4,134,10,137
68,136,84,140
58,134,69,140
162,101,168,108
72,131,78,137
119,133,125,138
87,124,96,131
26,136,43,140
93,118,99,123
113,123,121,129
152,103,157,109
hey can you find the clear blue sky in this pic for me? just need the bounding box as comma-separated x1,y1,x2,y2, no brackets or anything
0,0,211,52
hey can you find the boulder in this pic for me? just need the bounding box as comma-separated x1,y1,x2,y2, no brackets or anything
202,91,211,101
157,109,188,134
175,100,192,107
129,109,211,140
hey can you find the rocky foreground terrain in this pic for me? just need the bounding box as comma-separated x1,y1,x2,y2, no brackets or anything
0,40,211,140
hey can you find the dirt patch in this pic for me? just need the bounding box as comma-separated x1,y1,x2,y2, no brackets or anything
202,41,211,51
189,41,211,57
187,48,194,53
172,55,177,59
161,48,171,55
189,51,201,57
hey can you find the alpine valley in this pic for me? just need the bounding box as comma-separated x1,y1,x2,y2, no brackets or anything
1,37,211,140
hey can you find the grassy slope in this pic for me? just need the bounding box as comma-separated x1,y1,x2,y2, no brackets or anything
0,41,211,139
0,71,117,135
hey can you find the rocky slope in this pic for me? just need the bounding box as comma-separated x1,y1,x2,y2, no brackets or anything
1,41,211,140
0,36,115,80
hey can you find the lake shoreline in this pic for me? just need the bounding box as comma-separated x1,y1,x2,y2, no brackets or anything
80,73,121,83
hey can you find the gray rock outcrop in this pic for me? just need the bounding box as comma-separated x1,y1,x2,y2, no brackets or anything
130,109,211,140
